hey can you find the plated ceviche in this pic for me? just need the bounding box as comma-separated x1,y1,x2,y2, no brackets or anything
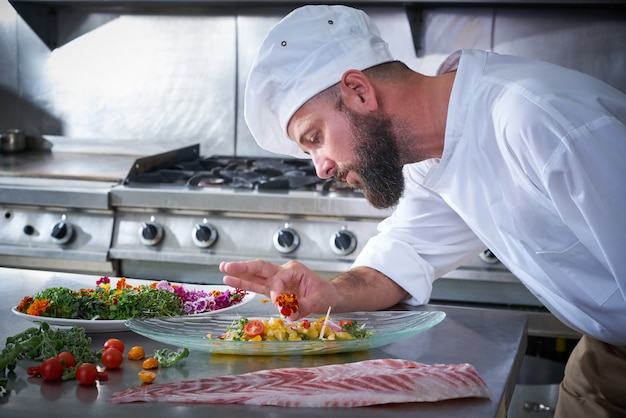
215,316,372,342
15,277,248,320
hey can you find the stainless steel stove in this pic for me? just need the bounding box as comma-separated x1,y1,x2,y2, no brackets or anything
0,147,136,275
109,145,392,282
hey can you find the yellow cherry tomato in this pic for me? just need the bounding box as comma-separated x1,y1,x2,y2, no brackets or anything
138,370,157,384
142,357,159,370
127,345,146,361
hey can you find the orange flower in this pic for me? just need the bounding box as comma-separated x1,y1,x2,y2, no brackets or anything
26,299,51,316
16,296,33,312
275,292,299,317
116,277,127,290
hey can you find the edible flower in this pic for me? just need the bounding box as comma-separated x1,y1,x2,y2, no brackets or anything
26,299,50,316
96,276,110,286
275,292,299,317
16,296,33,312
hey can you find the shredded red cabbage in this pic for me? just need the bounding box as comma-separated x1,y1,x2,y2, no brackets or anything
155,280,247,315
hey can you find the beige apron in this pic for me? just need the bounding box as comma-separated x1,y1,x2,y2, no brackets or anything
556,335,626,418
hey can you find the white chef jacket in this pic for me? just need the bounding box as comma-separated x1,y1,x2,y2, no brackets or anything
352,49,626,345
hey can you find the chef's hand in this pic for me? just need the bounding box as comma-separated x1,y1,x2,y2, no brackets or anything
220,260,338,320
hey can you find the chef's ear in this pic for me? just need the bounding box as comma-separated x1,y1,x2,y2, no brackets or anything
339,70,379,113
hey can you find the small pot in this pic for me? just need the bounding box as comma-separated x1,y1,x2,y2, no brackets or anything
0,129,26,153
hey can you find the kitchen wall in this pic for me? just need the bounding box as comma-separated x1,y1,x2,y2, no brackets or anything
1,0,625,157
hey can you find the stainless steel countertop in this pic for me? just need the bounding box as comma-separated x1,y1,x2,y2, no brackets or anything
0,268,527,418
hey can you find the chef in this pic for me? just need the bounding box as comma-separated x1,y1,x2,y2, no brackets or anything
220,5,626,417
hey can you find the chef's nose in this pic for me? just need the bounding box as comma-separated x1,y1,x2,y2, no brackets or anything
311,153,336,179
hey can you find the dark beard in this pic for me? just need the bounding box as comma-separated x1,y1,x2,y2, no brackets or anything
341,110,405,209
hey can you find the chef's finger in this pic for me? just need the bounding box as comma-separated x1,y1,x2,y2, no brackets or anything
283,309,311,322
219,260,282,279
222,274,270,296
221,260,286,297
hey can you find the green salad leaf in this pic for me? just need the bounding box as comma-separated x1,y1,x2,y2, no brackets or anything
1,322,99,391
29,285,184,320
153,348,190,368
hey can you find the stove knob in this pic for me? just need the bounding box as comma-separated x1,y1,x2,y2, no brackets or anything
479,249,500,264
330,228,357,256
273,226,300,254
50,218,74,245
139,220,164,246
192,223,218,248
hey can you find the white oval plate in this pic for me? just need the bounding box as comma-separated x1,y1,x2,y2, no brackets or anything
12,284,255,333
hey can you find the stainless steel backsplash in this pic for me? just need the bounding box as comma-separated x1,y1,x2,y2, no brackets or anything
1,1,625,157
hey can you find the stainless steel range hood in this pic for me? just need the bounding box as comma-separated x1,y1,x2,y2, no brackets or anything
9,0,625,49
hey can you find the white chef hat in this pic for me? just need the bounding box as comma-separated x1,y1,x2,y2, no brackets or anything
244,5,394,158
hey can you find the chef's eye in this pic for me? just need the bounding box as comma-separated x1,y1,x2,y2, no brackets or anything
310,133,320,144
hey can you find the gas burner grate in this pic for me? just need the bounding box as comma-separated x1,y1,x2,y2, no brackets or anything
125,153,327,191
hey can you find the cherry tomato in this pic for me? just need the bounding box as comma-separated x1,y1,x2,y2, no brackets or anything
40,357,64,381
27,366,41,377
101,347,123,369
338,320,354,328
56,351,76,369
138,370,157,384
127,345,146,361
103,338,125,354
76,363,99,385
243,319,264,338
142,357,158,370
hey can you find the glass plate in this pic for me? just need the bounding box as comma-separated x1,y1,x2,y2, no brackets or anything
125,310,445,355
11,284,256,333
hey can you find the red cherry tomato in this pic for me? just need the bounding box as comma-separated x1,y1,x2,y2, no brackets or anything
338,320,354,328
56,351,76,369
76,363,99,385
40,357,64,381
243,319,265,338
101,347,123,369
103,338,125,354
27,365,41,377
